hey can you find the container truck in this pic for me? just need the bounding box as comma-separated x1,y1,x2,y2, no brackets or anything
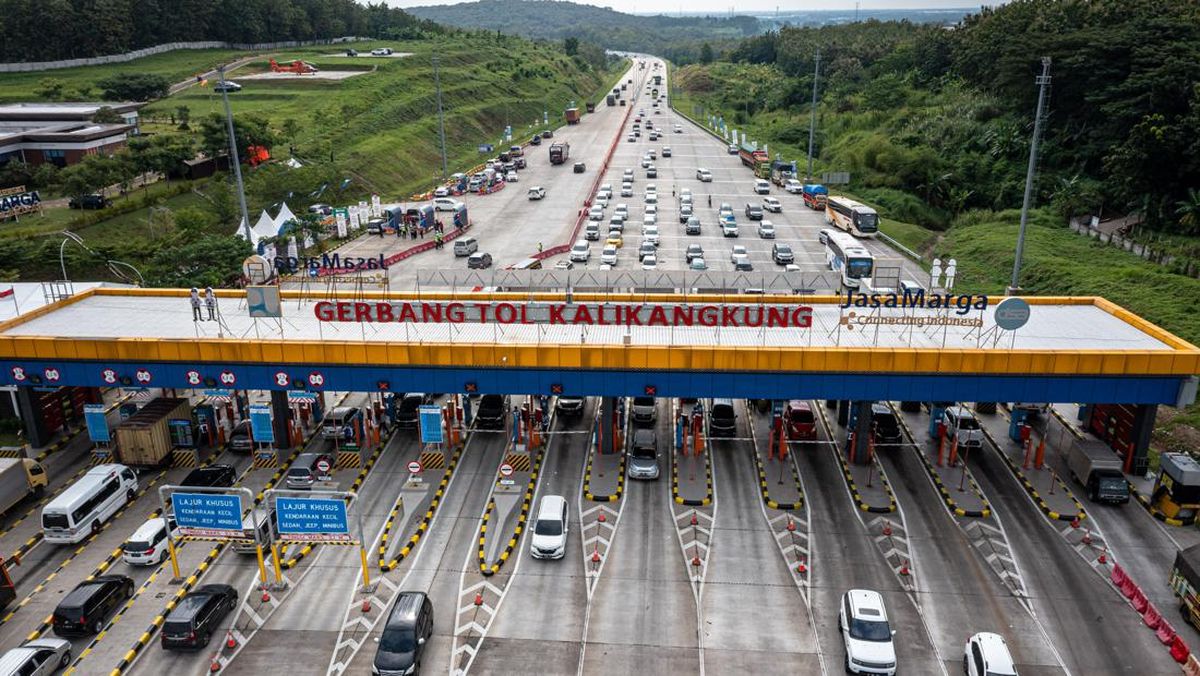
1171,544,1200,630
565,108,580,125
114,397,191,467
0,457,47,516
802,184,828,210
769,160,798,186
1067,439,1130,504
549,142,570,165
738,143,769,172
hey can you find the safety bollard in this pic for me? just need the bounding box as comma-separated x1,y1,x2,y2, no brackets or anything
1034,438,1046,469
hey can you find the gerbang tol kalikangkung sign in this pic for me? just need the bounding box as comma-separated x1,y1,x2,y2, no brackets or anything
0,185,41,220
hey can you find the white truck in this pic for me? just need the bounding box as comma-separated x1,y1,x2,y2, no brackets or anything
0,457,48,516
1067,439,1129,504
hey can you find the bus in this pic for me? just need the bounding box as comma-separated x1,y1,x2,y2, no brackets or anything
41,464,138,544
825,231,875,289
825,196,879,238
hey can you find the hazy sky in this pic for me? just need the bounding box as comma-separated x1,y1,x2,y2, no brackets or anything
390,0,1007,14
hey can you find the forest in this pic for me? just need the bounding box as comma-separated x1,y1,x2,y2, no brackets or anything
0,0,442,62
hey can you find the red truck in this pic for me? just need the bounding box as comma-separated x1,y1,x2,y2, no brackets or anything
549,142,570,165
738,143,769,169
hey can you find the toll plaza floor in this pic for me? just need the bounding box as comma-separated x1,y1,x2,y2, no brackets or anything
975,408,1086,522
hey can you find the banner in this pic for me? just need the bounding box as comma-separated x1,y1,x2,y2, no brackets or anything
419,405,444,444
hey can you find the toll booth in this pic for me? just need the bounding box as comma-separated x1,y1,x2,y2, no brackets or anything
1083,403,1155,474
385,205,405,233
452,203,469,228
1152,453,1200,522
927,402,952,438
410,204,434,230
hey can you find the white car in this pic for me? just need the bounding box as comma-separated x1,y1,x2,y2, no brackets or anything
641,156,652,169
122,515,179,566
784,179,803,194
621,183,634,197
506,171,519,183
569,240,591,263
588,207,604,221
641,254,658,270
729,245,748,263
433,186,451,197
696,168,713,182
529,495,568,560
371,48,393,56
754,179,771,194
645,204,658,216
763,197,782,212
674,124,683,133
644,193,658,205
642,213,656,227
0,638,72,675
433,197,463,212
643,225,660,246
758,220,776,239
839,589,897,675
614,204,629,220
601,245,618,266
623,170,635,182
964,632,1017,676
527,186,545,200
595,193,610,208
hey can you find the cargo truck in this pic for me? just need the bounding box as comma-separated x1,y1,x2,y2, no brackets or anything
770,160,798,186
738,144,769,175
0,457,47,516
1171,544,1200,630
1067,439,1130,504
565,108,580,125
802,184,828,210
114,397,191,467
549,142,570,165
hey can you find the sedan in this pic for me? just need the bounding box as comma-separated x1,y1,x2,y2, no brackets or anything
467,252,493,269
638,242,656,261
601,246,618,266
644,193,658,205
758,221,776,239
642,213,656,227
730,245,748,263
433,186,451,197
606,232,624,248
689,257,708,270
685,244,704,262
641,254,658,270
662,147,672,157
696,169,713,182
621,183,634,197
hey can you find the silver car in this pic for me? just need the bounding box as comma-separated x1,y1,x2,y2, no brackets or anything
0,638,72,675
627,428,659,480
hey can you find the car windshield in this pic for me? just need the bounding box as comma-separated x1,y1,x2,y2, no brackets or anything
777,245,791,253
856,213,879,232
847,258,874,279
379,626,416,653
849,618,892,642
631,444,656,459
43,512,69,529
534,518,563,536
955,417,981,430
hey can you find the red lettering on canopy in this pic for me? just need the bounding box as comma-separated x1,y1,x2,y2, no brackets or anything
314,301,334,321
336,302,352,322
697,306,718,327
354,302,373,322
743,306,764,327
672,306,694,327
767,306,789,328
793,306,813,328
572,305,593,324
446,303,465,323
548,304,565,324
397,304,417,323
375,303,395,323
421,303,442,323
647,305,668,326
625,304,643,325
721,306,738,327
495,303,517,324
474,303,491,322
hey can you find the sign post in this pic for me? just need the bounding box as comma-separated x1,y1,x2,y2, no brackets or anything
159,485,256,583
268,489,368,589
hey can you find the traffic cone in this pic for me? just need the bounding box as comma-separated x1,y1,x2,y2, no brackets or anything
691,554,701,567
786,517,796,532
210,656,221,672
591,546,601,564
1082,529,1093,546
690,513,698,527
598,512,606,523
261,591,270,603
225,631,237,649
1098,547,1108,565
797,558,807,575
899,560,910,576
1070,516,1080,529
882,520,892,537
361,599,371,613
474,592,483,607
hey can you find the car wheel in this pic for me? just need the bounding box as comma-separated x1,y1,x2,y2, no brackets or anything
92,619,104,634
127,488,137,502
61,650,71,667
125,583,134,599
90,520,101,535
201,631,212,647
844,651,853,674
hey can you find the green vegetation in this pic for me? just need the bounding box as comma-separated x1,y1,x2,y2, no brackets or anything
0,0,440,62
407,0,758,63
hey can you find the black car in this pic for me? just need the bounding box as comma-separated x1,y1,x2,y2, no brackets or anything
475,394,508,429
530,135,542,146
374,592,434,676
555,396,585,417
708,399,737,438
53,575,134,636
395,393,432,429
541,129,553,139
870,403,903,446
573,162,586,173
181,464,237,488
161,584,238,650
68,194,112,210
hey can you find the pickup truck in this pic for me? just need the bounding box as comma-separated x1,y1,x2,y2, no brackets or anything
1067,439,1129,504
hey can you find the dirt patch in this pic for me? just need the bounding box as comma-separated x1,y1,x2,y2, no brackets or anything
1153,404,1200,453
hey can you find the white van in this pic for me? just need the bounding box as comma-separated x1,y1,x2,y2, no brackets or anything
122,514,178,566
453,237,479,257
943,405,983,449
529,495,568,559
232,509,275,554
42,464,138,544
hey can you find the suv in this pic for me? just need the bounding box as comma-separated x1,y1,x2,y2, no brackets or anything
758,221,776,238
160,584,237,650
53,575,134,636
227,419,253,452
870,404,902,446
585,222,601,241
630,396,657,424
772,243,794,265
374,592,434,676
709,399,737,437
395,393,431,429
285,452,333,490
68,194,112,210
722,220,739,237
685,244,704,263
627,428,659,480
555,396,585,418
122,515,178,566
570,240,591,263
964,632,1017,676
529,495,569,560
181,464,236,488
763,196,782,212
685,216,701,235
745,203,764,220
784,401,816,441
476,394,508,429
839,589,897,675
941,405,982,449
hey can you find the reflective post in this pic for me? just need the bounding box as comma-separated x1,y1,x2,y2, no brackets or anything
271,541,284,586
166,534,181,581
255,543,268,584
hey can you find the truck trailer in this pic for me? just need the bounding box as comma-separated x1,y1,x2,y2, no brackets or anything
565,108,580,125
1171,544,1200,630
1067,438,1130,504
115,397,191,467
549,142,570,165
0,457,47,517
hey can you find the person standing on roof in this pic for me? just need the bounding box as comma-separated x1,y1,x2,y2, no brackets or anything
204,286,217,321
190,287,202,321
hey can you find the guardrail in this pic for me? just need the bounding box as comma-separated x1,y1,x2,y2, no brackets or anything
876,232,924,263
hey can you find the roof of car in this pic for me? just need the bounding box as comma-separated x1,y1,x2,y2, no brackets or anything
387,591,427,627
972,632,1016,672
846,589,887,618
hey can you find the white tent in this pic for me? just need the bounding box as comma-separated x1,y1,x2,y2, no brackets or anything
250,210,277,244
234,216,251,242
273,203,297,234
284,158,303,168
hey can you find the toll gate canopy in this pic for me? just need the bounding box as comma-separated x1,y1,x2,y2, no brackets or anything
0,288,1195,405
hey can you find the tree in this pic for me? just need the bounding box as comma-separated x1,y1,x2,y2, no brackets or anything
96,73,170,101
563,37,579,56
176,105,191,129
699,42,714,64
174,206,220,239
288,212,327,252
280,118,300,142
147,235,253,288
59,159,106,205
1176,188,1200,234
34,78,65,101
197,113,278,162
92,106,122,124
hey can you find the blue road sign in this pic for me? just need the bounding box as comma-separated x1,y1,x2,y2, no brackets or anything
84,403,109,443
172,492,243,537
275,497,350,541
419,405,444,444
249,404,274,443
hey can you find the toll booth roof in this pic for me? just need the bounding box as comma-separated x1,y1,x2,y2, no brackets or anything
0,290,1191,356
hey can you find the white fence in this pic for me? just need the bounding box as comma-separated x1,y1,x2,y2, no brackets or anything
0,37,364,73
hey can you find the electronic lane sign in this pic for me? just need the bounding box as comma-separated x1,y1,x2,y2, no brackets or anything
275,496,351,542
84,403,110,443
172,492,244,538
249,404,274,444
419,405,444,444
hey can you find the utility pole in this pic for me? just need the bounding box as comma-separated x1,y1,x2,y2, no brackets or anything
218,65,251,241
805,51,821,181
1008,57,1052,295
433,54,449,180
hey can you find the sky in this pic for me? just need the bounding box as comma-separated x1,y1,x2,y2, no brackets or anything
389,0,1008,14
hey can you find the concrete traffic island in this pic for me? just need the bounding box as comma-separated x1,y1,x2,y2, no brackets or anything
976,407,1086,522
893,404,991,518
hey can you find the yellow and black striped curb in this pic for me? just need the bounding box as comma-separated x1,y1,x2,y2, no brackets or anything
837,454,898,514
419,450,445,470
279,431,390,571
109,543,224,676
0,448,24,458
335,451,361,469
502,452,532,472
583,450,625,502
29,392,132,465
750,447,804,511
380,443,465,571
979,424,1085,522
171,450,197,468
479,447,545,577
2,463,94,566
895,414,990,518
672,450,714,507
5,469,168,637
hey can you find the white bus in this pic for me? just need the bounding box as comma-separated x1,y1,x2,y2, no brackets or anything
825,196,879,238
42,464,138,544
825,231,875,289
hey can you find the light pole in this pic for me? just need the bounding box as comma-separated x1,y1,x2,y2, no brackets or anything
217,65,252,241
806,51,821,181
1008,57,1052,296
433,54,449,180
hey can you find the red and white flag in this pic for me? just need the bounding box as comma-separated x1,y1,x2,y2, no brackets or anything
0,288,13,299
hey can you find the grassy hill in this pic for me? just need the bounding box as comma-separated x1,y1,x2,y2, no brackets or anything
407,0,760,55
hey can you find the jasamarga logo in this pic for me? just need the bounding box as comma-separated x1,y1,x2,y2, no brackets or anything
274,253,388,274
840,288,987,316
